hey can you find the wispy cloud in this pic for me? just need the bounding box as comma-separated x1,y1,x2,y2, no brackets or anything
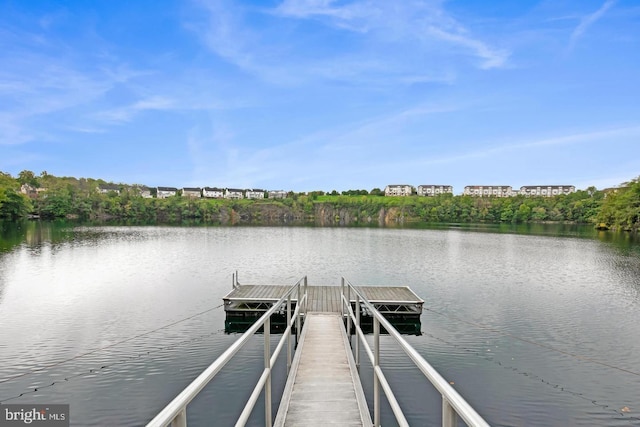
189,102,462,189
94,96,175,124
187,0,286,83
416,125,640,166
569,0,616,49
187,0,509,88
275,0,510,70
0,37,144,145
425,26,508,70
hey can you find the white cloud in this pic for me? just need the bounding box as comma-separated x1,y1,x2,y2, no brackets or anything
569,0,616,49
188,0,508,89
275,0,510,69
416,125,640,165
426,26,509,70
94,97,175,124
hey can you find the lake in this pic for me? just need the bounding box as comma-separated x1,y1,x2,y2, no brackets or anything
0,222,639,426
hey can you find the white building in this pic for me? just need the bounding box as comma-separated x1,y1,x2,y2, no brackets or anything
133,186,152,198
268,190,287,199
182,187,202,198
417,185,453,197
202,187,225,198
97,184,120,194
519,185,575,197
157,186,178,198
463,185,513,197
384,185,413,197
245,189,265,199
225,188,244,199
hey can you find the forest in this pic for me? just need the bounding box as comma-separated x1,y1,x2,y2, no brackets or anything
0,170,638,231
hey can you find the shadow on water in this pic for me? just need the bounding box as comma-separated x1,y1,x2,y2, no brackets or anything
407,221,603,238
595,228,640,255
0,220,28,253
0,220,83,252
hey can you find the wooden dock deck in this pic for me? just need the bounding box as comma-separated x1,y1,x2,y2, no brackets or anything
223,285,423,313
223,284,424,333
274,313,372,427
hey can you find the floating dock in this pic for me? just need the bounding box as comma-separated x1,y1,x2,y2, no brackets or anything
223,283,424,334
148,276,490,427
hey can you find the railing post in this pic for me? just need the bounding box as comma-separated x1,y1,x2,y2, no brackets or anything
355,294,360,368
303,276,308,315
287,294,292,373
346,283,351,341
296,283,301,347
374,316,380,427
264,317,272,427
170,409,186,427
442,397,457,427
341,277,345,318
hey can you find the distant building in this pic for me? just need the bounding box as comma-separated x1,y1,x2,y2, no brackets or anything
245,189,265,199
133,186,152,198
225,188,244,199
520,185,575,197
97,184,120,194
157,187,178,198
20,184,37,198
384,185,413,197
463,185,513,197
182,187,202,198
202,187,225,198
268,190,287,199
417,185,453,197
602,187,619,198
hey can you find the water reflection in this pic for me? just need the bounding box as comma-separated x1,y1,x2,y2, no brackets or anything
0,221,82,253
0,223,639,426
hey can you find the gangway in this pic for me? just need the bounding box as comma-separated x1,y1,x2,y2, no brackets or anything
146,276,490,427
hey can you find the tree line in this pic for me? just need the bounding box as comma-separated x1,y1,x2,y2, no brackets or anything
0,170,638,231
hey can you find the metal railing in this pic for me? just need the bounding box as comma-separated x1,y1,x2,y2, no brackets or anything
340,277,490,427
147,276,308,427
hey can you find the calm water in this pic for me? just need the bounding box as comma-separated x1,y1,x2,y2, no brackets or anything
0,222,639,426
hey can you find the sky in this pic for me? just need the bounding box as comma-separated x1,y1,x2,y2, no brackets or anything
0,0,639,194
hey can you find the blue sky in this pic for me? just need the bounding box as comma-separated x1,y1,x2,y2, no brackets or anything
1,0,638,193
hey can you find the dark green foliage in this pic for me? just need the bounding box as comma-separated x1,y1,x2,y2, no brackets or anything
0,172,31,220
1,169,638,230
597,178,640,231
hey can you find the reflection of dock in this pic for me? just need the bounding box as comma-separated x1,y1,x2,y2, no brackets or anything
223,283,424,334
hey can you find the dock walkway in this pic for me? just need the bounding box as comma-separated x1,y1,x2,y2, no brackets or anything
147,277,489,427
274,313,372,427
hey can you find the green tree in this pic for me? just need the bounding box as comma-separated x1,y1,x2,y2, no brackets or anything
531,206,547,221
0,172,31,220
17,170,40,187
516,204,531,222
597,178,640,231
500,203,514,222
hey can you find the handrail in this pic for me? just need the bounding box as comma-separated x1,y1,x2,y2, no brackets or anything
341,277,490,427
147,276,308,427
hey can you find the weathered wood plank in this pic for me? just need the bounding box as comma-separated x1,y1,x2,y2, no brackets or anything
274,313,372,427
